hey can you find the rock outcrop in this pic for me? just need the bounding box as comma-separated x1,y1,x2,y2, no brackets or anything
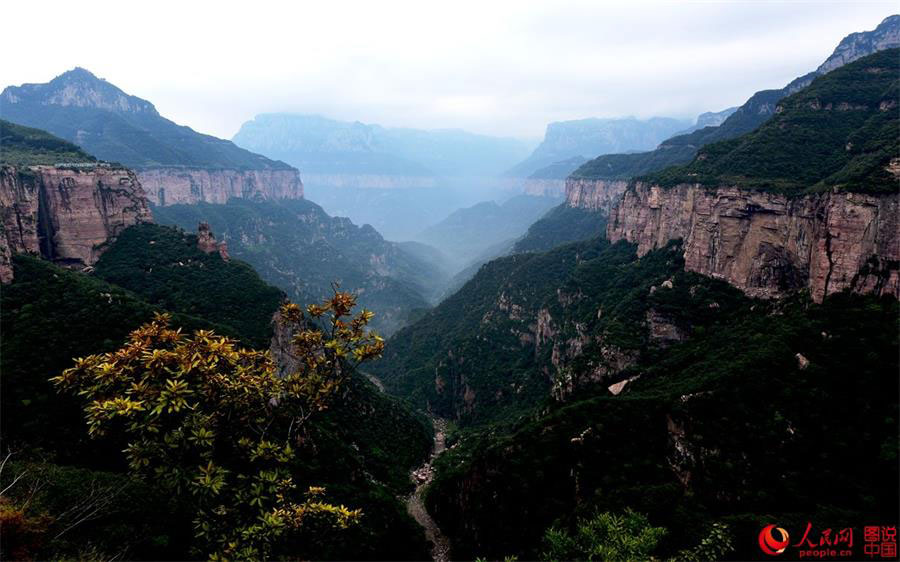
196,222,229,261
816,14,900,74
137,168,303,206
607,183,900,302
564,178,628,213
1,164,152,282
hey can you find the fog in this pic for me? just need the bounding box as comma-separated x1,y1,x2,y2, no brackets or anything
1,1,894,140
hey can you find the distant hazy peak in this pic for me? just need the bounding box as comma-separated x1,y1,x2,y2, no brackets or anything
817,14,900,74
695,108,738,128
2,67,158,115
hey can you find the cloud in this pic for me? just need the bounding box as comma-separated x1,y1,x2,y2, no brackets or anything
1,0,894,139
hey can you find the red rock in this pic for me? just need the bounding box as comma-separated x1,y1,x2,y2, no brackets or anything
138,168,303,206
606,183,899,303
1,164,152,282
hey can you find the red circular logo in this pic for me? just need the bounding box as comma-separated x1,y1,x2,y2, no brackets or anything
759,524,790,556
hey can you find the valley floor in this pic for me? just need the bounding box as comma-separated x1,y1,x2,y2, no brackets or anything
407,416,451,562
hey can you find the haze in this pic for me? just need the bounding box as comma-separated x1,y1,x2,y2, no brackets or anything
1,0,894,140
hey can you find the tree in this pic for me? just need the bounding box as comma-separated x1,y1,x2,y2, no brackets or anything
52,291,384,559
542,509,667,562
541,510,734,562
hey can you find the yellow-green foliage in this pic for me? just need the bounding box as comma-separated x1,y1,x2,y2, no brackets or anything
52,291,384,559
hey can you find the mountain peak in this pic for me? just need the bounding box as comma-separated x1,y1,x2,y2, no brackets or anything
817,13,900,74
2,67,158,115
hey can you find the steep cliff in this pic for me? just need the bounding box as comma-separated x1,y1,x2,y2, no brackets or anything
606,49,900,303
1,164,151,282
607,184,899,302
564,178,628,213
137,167,303,206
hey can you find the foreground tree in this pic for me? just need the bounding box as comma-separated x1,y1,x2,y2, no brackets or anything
541,509,733,562
53,291,383,559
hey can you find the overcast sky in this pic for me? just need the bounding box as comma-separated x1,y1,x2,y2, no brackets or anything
1,1,895,140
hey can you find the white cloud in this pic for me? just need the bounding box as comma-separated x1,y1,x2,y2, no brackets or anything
0,0,894,139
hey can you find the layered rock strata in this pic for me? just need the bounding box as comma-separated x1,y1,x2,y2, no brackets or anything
137,168,303,206
564,178,628,213
0,164,151,282
607,183,899,302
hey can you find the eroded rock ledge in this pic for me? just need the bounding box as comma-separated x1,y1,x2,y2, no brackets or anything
607,183,899,302
138,167,303,206
1,164,152,282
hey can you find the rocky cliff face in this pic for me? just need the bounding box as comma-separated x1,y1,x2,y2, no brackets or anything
607,183,900,302
1,164,152,282
817,14,900,74
564,178,628,213
520,178,566,198
137,168,303,206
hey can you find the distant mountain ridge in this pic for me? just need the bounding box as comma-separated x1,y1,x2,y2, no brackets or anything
233,113,534,177
1,68,290,171
1,68,304,206
506,116,691,178
571,14,900,181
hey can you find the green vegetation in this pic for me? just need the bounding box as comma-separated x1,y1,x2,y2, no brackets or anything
372,237,748,425
0,255,225,462
570,89,788,180
0,459,193,560
424,291,898,559
152,198,443,335
512,204,607,254
2,252,432,559
418,194,562,263
644,49,899,194
1,69,292,170
542,510,734,561
0,119,96,166
542,510,668,562
52,295,383,559
93,223,284,348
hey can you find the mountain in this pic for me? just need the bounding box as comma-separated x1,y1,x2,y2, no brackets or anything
371,25,899,561
571,14,900,182
232,113,534,178
92,223,285,348
608,49,900,303
0,120,152,283
152,198,448,335
0,119,96,166
527,156,588,180
511,203,608,254
417,194,563,266
505,116,691,178
646,49,899,195
425,290,898,560
669,106,738,136
1,68,303,205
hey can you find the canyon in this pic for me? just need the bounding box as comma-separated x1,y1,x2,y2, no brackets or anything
0,164,151,282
